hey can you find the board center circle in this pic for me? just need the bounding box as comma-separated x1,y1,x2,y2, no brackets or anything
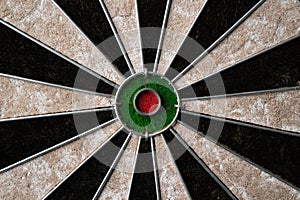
133,88,161,115
114,72,180,137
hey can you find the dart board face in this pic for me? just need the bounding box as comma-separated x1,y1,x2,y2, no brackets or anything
0,0,299,199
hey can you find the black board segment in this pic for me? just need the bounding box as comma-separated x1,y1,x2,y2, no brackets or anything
162,129,235,200
45,130,129,200
0,22,115,94
53,0,131,75
0,109,114,171
137,0,168,71
179,36,300,99
165,0,262,79
129,138,157,200
179,111,300,189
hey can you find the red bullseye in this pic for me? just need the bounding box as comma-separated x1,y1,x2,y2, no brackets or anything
134,88,161,115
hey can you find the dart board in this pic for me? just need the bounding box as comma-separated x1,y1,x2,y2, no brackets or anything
0,0,299,199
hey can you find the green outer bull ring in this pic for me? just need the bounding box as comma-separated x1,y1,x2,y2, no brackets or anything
114,72,180,137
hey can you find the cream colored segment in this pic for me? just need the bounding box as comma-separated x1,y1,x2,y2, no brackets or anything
154,136,190,200
103,0,143,72
158,49,176,75
99,135,139,199
174,123,300,200
176,0,300,88
0,76,112,119
0,0,123,84
0,122,121,200
182,89,300,133
157,0,206,74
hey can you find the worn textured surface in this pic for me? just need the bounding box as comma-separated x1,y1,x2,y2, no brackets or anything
154,136,190,200
174,123,300,200
52,0,132,75
99,135,139,199
0,76,112,119
164,0,263,79
163,130,234,199
0,109,114,172
104,0,143,73
0,0,123,84
0,0,299,199
179,109,300,188
178,35,300,100
183,89,300,133
157,0,206,74
44,130,129,199
0,19,115,95
0,122,121,199
176,0,300,88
